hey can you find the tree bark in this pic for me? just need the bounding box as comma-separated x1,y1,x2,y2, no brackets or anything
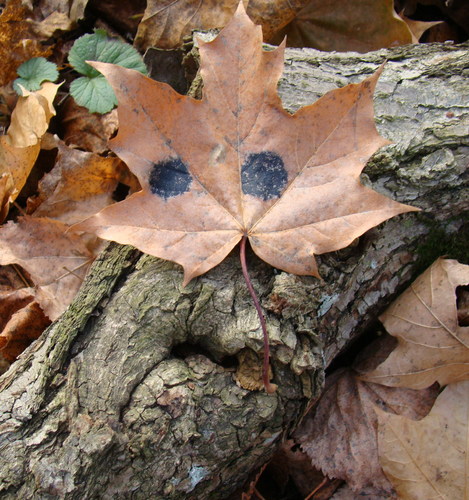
0,42,468,499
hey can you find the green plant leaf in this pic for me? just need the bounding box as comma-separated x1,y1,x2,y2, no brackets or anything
13,57,59,95
70,75,118,114
68,30,147,113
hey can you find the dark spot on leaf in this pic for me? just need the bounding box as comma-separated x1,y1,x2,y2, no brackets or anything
241,151,288,200
149,157,192,200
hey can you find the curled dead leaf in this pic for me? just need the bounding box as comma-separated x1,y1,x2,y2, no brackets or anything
0,138,40,220
0,292,50,362
6,82,60,148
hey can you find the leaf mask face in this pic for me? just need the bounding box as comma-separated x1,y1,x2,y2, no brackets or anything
73,2,416,286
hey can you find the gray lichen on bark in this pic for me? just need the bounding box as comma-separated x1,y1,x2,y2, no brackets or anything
0,42,468,498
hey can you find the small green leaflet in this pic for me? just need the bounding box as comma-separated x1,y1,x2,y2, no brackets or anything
69,30,148,114
13,57,59,95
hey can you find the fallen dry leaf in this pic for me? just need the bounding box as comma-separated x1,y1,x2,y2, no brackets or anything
134,0,308,50
0,289,50,362
377,380,469,499
32,0,88,23
27,142,131,224
0,82,60,219
270,0,413,52
0,139,40,220
294,368,438,492
399,14,442,43
359,258,469,389
60,98,119,154
0,216,100,320
74,4,415,286
0,0,52,86
32,11,73,38
6,82,60,148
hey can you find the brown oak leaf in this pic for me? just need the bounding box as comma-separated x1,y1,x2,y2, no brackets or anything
74,3,416,286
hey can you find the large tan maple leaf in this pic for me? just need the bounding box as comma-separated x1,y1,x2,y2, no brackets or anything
74,3,416,286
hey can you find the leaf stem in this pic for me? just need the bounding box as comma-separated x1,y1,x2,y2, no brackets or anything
240,235,277,394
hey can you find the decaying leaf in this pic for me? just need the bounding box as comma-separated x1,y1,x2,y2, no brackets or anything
0,140,39,221
294,368,438,492
0,82,60,219
0,290,50,362
134,0,308,51
399,14,442,43
74,4,416,286
377,380,469,500
360,258,469,389
32,11,74,38
235,348,272,391
59,98,119,154
0,216,100,320
0,0,52,86
270,0,413,52
27,142,132,224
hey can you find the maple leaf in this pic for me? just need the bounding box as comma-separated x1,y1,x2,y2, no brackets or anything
377,380,469,499
74,3,415,287
359,258,469,389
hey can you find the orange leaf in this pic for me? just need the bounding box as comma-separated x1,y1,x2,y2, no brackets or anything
359,258,469,389
74,3,416,286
